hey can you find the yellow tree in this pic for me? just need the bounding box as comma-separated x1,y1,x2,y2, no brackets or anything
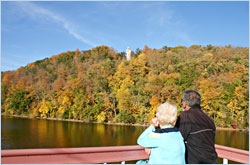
198,77,222,122
227,85,249,128
149,95,161,121
38,98,57,118
57,89,73,119
38,100,50,117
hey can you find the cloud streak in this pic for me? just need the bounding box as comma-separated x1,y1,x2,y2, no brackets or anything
14,1,96,47
141,2,194,45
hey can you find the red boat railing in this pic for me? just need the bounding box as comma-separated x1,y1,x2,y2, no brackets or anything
215,144,249,164
1,144,249,164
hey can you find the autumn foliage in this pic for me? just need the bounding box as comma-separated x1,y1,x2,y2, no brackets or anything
1,45,249,128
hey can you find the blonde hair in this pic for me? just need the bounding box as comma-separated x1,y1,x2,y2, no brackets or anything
156,102,177,126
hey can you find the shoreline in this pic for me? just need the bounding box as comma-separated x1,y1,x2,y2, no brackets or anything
1,114,148,127
1,114,248,131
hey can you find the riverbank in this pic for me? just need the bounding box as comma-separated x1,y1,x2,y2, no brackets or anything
1,114,147,127
2,114,248,131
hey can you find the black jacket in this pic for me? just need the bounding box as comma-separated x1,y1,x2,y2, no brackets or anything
175,107,218,164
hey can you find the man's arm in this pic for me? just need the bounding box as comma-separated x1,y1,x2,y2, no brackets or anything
175,112,192,140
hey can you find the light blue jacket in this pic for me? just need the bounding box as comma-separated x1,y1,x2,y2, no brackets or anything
137,125,185,164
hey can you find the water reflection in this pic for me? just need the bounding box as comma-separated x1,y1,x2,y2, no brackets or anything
216,130,249,150
1,116,248,152
1,116,145,149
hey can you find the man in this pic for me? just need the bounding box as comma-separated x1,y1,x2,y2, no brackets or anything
175,90,218,164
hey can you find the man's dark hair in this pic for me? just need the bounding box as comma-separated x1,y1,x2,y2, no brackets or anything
183,90,201,108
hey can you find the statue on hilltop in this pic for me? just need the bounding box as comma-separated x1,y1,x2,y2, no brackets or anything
126,47,133,61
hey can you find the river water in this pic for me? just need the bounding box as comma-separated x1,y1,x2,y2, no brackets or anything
1,116,249,163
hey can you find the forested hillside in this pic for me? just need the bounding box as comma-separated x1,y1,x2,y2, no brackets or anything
1,45,249,128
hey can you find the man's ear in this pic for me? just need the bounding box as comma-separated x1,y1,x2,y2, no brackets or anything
183,101,187,110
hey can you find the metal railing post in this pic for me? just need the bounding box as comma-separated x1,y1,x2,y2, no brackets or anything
223,158,228,164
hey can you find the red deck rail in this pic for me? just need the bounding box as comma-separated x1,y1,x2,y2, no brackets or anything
215,144,249,164
1,145,249,164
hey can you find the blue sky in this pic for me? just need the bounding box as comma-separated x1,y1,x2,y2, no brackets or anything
1,1,249,71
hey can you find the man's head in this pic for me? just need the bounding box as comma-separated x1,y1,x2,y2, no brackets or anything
182,90,201,111
156,102,177,127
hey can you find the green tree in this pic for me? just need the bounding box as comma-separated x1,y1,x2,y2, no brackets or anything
6,89,31,115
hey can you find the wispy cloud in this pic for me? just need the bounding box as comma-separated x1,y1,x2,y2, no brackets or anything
144,3,174,27
141,2,194,45
14,1,96,47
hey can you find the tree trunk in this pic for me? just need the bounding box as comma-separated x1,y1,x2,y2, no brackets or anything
113,98,116,117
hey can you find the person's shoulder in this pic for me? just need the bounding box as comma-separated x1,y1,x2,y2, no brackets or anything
180,108,203,120
180,109,195,116
195,108,213,119
179,111,188,119
164,131,185,143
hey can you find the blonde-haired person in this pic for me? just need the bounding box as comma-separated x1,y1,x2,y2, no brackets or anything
136,102,185,164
